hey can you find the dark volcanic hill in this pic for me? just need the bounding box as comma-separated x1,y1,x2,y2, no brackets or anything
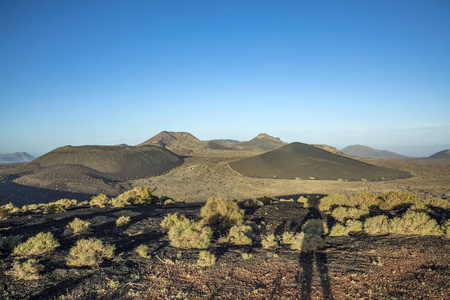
341,145,406,158
0,152,35,163
4,145,183,196
141,131,204,149
429,149,450,159
229,142,411,181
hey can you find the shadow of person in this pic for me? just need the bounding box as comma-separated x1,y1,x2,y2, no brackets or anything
296,196,333,300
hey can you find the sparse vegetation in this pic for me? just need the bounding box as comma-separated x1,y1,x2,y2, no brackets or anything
200,197,244,230
135,244,150,258
13,232,60,256
63,218,91,237
44,203,66,214
66,238,115,266
116,215,131,227
364,215,390,235
112,186,157,207
161,213,212,249
330,220,363,236
261,233,277,249
331,206,369,223
90,194,111,208
9,259,43,280
226,224,254,245
197,251,216,267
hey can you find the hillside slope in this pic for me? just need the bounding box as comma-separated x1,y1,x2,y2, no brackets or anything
341,145,406,158
229,142,411,181
429,149,450,159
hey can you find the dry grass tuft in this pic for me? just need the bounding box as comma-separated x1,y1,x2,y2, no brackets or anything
9,259,43,280
66,238,115,266
12,232,59,256
200,197,244,230
197,251,216,267
161,213,212,249
63,218,91,237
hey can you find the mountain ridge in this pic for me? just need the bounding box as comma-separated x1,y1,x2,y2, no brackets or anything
0,152,35,163
341,145,406,158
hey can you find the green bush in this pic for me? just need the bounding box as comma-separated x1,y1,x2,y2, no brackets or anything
261,234,277,249
200,197,244,230
9,259,43,280
364,215,390,235
116,215,131,227
63,218,91,237
90,194,111,208
197,251,216,267
66,238,115,266
13,232,60,256
226,225,254,245
161,213,212,249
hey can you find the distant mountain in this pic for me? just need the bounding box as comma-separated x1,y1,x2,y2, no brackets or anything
140,131,286,153
341,145,406,158
0,152,35,163
429,149,450,159
237,133,287,151
229,142,411,181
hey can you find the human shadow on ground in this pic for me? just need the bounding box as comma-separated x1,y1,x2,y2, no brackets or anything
296,197,333,300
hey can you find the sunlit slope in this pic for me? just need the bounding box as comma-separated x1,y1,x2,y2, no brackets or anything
229,142,411,181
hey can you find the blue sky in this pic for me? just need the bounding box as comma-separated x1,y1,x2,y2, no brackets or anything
1,0,449,157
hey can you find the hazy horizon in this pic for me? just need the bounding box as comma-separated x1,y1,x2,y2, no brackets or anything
1,1,449,158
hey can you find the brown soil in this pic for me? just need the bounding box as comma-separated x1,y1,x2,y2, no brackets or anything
0,201,448,300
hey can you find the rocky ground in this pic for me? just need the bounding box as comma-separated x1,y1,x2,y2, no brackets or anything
0,201,449,300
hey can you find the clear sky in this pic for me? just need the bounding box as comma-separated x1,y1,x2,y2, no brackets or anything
1,0,449,157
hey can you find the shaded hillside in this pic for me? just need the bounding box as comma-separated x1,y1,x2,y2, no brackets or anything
3,145,183,196
341,145,406,158
229,142,411,181
0,152,35,163
429,149,450,159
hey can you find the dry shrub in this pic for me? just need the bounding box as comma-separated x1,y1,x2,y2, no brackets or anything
349,192,380,208
244,199,264,207
282,231,295,245
197,251,216,267
297,196,309,208
161,213,212,249
55,199,77,209
364,215,390,235
63,218,91,237
116,215,131,227
66,238,115,266
318,194,349,212
0,235,23,253
44,203,66,214
112,186,157,207
389,209,442,235
0,207,9,220
135,244,150,258
257,195,276,205
13,232,60,256
331,206,369,223
426,197,450,209
289,232,326,252
200,197,244,230
90,194,111,208
164,199,175,205
261,234,277,249
379,191,422,210
9,259,43,280
226,225,254,245
329,220,363,236
442,220,450,238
